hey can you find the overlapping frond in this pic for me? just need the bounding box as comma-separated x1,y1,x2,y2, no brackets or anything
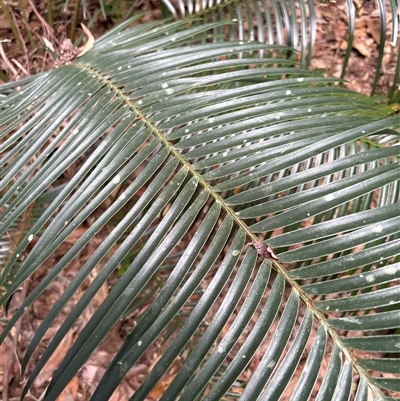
160,0,400,100
161,0,316,67
1,16,399,401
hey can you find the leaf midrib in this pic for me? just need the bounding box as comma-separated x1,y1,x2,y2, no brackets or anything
78,59,387,399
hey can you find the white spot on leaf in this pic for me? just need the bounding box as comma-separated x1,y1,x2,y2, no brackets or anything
285,90,292,95
162,83,169,89
372,225,383,233
386,266,396,275
342,317,362,325
166,88,174,95
324,194,335,201
112,175,121,184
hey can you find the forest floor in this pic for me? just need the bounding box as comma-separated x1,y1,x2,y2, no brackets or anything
0,1,398,400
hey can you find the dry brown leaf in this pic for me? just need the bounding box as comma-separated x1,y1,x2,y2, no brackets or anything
36,329,74,387
148,374,176,401
42,37,55,53
353,29,371,57
81,364,99,385
354,18,366,29
55,376,79,401
333,20,347,40
366,18,381,44
77,24,95,58
0,332,19,392
92,281,109,307
352,0,364,9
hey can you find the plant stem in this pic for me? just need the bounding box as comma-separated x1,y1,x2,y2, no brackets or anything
70,0,81,41
47,0,53,28
0,0,25,53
